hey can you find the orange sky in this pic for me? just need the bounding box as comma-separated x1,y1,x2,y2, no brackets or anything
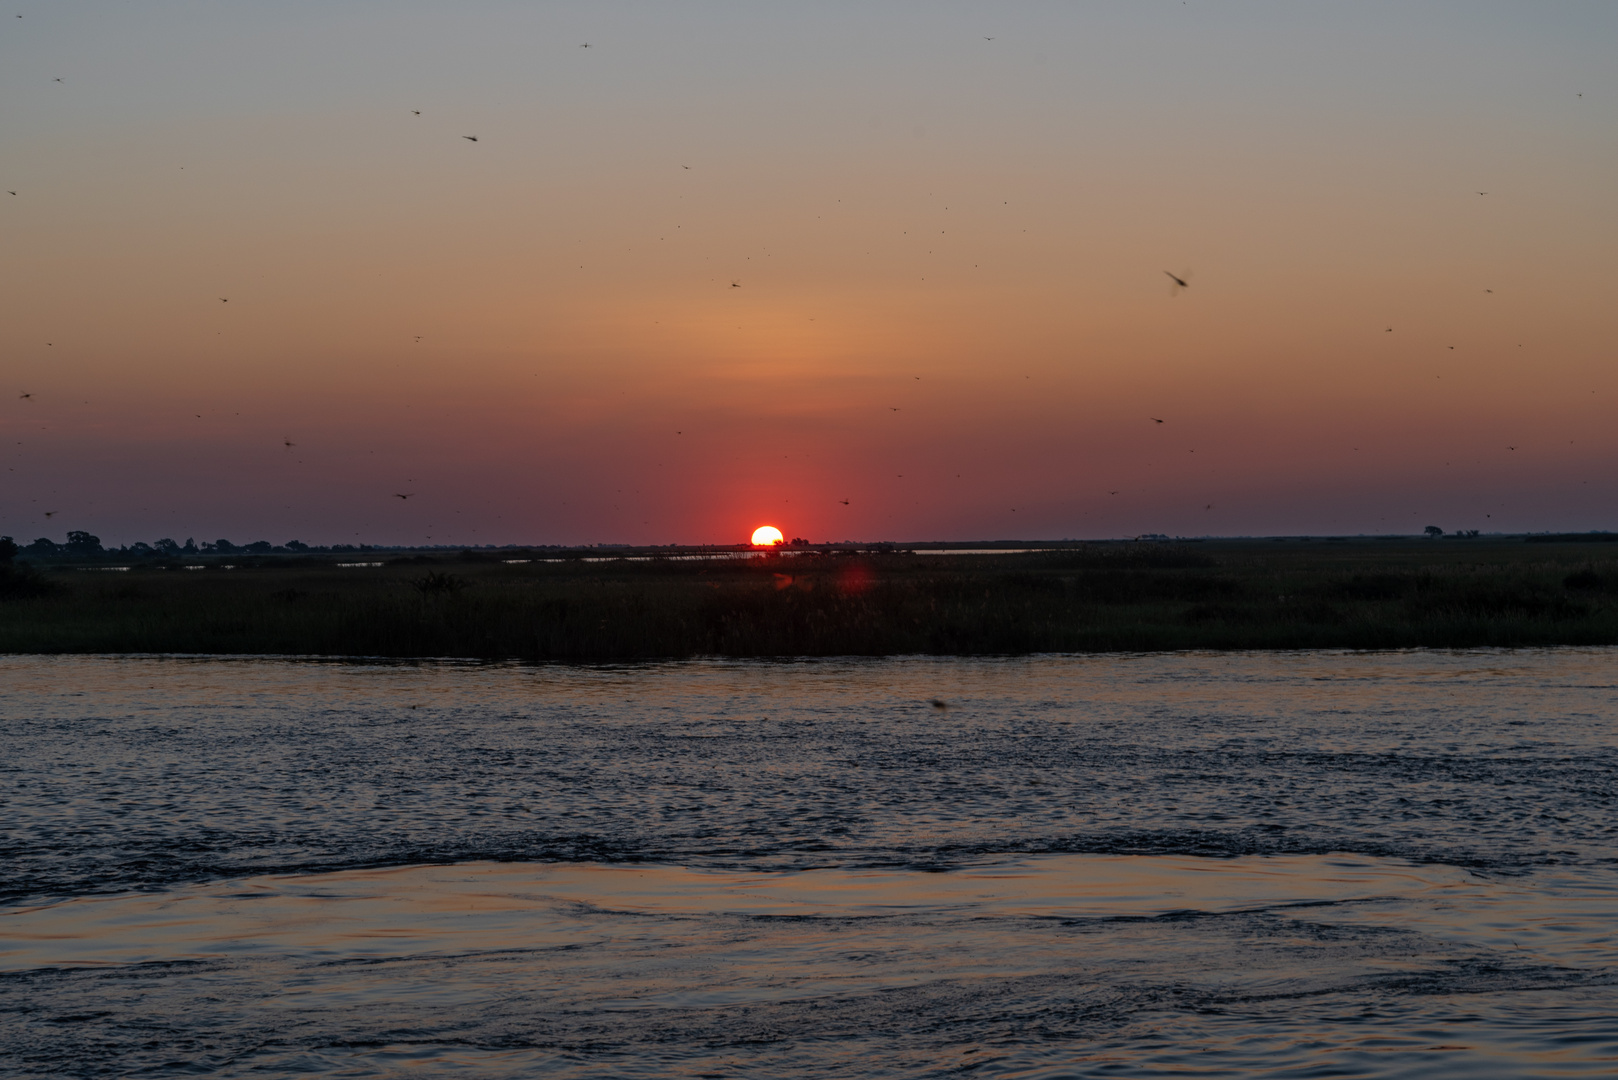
3,2,1616,545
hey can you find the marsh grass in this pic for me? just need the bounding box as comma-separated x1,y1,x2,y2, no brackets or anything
2,540,1615,658
0,562,58,601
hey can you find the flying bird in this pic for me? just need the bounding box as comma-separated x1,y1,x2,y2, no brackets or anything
6,191,14,196
394,492,415,499
580,42,590,47
219,297,228,303
283,438,294,448
462,135,478,142
411,110,420,115
838,498,849,505
18,393,30,399
44,510,57,517
730,280,740,287
1150,417,1164,423
52,77,62,82
1165,270,1189,290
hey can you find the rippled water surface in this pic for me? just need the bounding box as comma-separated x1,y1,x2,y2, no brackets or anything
2,650,1615,1077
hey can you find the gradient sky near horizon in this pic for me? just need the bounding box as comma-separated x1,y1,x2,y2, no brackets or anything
3,2,1615,547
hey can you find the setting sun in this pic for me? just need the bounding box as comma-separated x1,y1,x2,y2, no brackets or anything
750,526,785,547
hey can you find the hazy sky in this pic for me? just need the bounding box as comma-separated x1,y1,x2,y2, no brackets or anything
3,2,1615,546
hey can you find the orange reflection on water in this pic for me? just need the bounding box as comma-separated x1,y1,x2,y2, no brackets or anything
0,853,1570,973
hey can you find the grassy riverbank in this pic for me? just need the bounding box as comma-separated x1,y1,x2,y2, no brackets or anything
2,538,1616,658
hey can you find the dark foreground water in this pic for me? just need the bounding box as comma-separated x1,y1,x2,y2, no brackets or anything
1,650,1615,1078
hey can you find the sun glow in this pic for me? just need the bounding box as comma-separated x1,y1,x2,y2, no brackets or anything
751,526,785,547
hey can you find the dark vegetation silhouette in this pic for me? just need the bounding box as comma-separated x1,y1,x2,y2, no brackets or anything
17,534,320,560
2,538,1616,657
411,571,469,597
0,537,57,599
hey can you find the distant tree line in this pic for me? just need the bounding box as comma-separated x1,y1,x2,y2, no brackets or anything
4,532,835,563
9,531,378,561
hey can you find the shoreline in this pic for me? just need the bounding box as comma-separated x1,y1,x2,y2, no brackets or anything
3,539,1615,658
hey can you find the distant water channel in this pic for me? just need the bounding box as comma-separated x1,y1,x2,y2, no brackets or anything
2,650,1616,1078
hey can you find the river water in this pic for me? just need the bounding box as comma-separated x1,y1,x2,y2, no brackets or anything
1,650,1615,1078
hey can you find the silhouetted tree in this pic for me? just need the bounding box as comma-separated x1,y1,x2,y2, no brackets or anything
0,536,58,598
245,541,273,554
1423,526,1444,538
65,530,103,556
27,538,57,557
285,540,309,552
154,538,181,555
